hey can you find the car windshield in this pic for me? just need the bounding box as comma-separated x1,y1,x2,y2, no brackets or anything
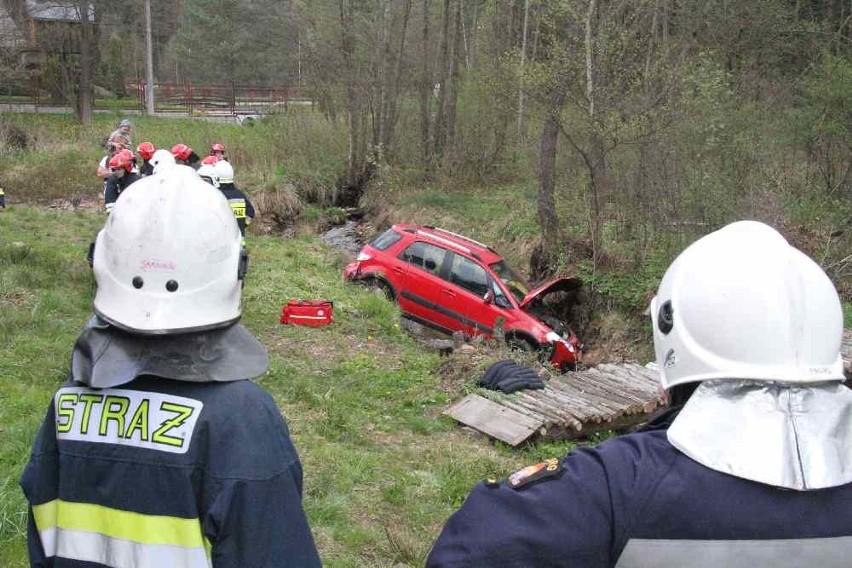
489,260,530,304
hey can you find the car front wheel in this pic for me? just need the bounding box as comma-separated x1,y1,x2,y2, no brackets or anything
505,334,538,353
363,277,394,302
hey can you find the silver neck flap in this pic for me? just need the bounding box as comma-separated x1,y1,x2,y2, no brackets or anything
668,380,852,490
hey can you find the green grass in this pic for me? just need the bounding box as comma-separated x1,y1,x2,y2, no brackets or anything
0,110,347,204
0,206,582,567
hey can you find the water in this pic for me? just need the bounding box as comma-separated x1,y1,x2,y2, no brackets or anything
321,219,363,258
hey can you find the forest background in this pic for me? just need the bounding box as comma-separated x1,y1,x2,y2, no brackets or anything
1,0,851,298
0,0,850,280
1,1,852,565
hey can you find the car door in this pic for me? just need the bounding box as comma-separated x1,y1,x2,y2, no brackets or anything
395,241,457,333
445,252,506,338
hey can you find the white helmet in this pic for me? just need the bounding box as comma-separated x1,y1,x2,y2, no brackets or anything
150,149,176,173
215,159,235,184
651,220,844,390
197,163,220,188
92,167,245,334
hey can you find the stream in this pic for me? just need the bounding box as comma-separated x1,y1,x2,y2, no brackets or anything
320,219,363,258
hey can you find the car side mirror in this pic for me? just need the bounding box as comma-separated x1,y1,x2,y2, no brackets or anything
483,290,494,304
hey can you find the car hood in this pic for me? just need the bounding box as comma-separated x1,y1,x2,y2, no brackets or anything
520,277,582,308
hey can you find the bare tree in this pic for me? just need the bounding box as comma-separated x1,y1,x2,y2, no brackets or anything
432,0,452,162
3,0,104,123
340,0,360,185
419,0,434,170
516,0,530,140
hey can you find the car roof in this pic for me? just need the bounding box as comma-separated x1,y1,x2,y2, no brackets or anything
392,223,504,265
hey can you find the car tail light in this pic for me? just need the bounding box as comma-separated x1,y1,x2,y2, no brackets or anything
356,251,371,261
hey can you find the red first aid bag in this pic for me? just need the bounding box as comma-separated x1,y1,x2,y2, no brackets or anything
280,300,334,327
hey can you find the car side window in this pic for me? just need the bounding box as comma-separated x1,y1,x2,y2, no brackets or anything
449,255,489,297
400,241,446,274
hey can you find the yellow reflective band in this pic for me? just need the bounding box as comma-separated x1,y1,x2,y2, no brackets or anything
32,500,205,549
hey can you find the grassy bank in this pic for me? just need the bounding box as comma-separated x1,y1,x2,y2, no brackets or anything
1,112,849,565
0,206,583,567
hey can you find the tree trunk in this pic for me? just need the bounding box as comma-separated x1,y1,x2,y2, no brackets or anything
587,131,606,271
584,0,604,271
420,0,434,171
432,0,451,162
340,0,358,185
382,0,413,150
444,0,462,156
516,0,530,140
372,0,389,154
538,88,567,252
489,2,509,164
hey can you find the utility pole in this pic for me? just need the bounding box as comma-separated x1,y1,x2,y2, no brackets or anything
143,0,155,114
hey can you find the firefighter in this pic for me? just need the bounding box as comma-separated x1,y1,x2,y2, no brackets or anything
149,148,176,173
107,118,133,149
97,138,129,180
20,167,322,567
171,143,201,170
210,142,228,161
136,141,156,176
103,149,141,214
197,159,219,188
215,159,255,243
426,220,852,568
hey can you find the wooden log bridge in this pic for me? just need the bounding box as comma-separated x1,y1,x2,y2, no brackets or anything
448,331,852,447
444,362,665,446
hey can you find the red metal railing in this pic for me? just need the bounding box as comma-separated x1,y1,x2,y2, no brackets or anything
128,80,305,116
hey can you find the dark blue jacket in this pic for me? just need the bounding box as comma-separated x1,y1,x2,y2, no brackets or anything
103,172,141,212
427,412,852,567
21,376,321,567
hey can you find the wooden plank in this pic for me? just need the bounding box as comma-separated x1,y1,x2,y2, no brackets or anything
444,362,669,444
540,382,615,421
444,394,543,446
570,371,654,413
517,390,583,425
556,372,644,408
597,363,660,392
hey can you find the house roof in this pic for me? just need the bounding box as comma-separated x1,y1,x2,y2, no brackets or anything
25,0,93,23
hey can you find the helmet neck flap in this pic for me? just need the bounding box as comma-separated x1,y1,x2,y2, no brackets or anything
72,316,268,388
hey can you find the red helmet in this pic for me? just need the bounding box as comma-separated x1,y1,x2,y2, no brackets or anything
210,142,226,154
171,143,194,161
137,141,156,161
201,155,219,166
109,149,134,172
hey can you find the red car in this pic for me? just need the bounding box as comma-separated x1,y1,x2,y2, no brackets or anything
344,224,583,371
